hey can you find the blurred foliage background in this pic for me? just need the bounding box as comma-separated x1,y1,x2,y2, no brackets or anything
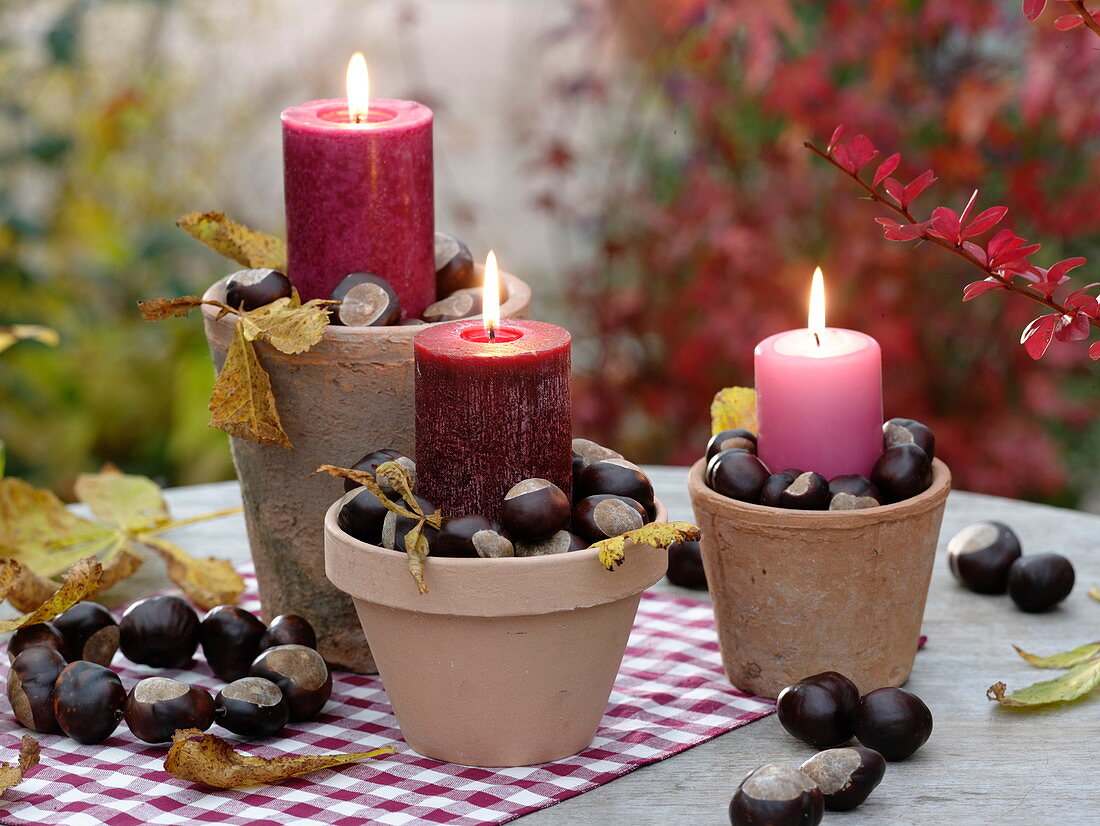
1,0,1098,509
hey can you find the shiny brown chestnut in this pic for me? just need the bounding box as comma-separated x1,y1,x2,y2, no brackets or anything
706,449,771,504
260,615,317,651
666,539,707,589
1008,553,1075,613
776,671,860,749
329,272,401,327
343,448,404,492
422,288,482,322
514,531,588,557
7,623,66,663
337,487,389,545
7,647,67,733
776,471,831,510
706,429,757,461
434,232,476,298
883,417,935,460
249,644,332,722
575,460,655,515
870,444,932,504
854,687,933,761
124,677,215,744
570,438,623,469
52,660,126,744
215,677,291,738
501,479,571,543
119,595,199,669
52,601,118,665
381,495,440,552
828,474,882,502
225,268,292,311
199,605,267,682
729,763,824,826
571,494,647,544
760,469,800,508
947,521,1022,595
800,746,886,811
431,516,507,558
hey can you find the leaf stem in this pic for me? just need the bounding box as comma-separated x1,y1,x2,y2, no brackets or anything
1070,0,1100,40
141,506,244,536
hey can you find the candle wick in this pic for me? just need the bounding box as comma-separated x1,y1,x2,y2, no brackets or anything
814,332,821,347
354,112,367,124
489,327,497,343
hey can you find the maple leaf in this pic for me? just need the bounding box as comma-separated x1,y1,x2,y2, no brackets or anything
209,323,292,450
595,521,701,571
176,212,287,270
710,386,758,435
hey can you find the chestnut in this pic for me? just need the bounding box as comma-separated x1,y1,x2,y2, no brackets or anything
776,671,860,749
7,647,67,733
52,660,126,744
799,746,886,811
775,472,831,510
52,601,118,665
431,515,508,559
706,449,771,504
215,677,291,738
329,272,401,327
666,539,707,589
119,595,199,669
571,494,647,544
124,677,215,743
1008,553,1075,613
883,417,935,460
337,487,389,545
854,687,932,761
422,288,482,323
260,614,317,651
706,429,757,461
381,495,440,552
249,644,332,722
515,531,587,557
199,605,267,682
829,492,881,511
729,763,824,826
224,268,292,311
828,474,881,502
575,459,655,516
344,448,403,492
760,469,800,508
500,479,571,542
7,623,66,663
870,444,932,504
947,521,1022,595
434,232,476,298
570,438,623,469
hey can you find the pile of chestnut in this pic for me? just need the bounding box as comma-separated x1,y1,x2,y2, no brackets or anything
947,520,1075,612
705,417,937,510
224,231,498,326
338,438,661,558
729,672,932,825
6,596,329,746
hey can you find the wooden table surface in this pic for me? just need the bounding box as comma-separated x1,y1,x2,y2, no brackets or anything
130,467,1098,826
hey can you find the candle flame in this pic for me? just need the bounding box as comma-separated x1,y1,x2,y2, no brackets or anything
346,52,370,123
483,250,501,340
808,266,826,337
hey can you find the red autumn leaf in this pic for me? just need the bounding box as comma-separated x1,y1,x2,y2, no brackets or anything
962,207,1008,240
872,153,901,187
882,177,904,206
1046,257,1087,283
1066,285,1100,317
1055,311,1091,342
1090,341,1100,360
1023,0,1046,20
963,279,1005,301
929,207,962,244
1054,13,1083,29
987,230,1041,270
962,241,988,266
833,135,878,174
827,125,846,154
1021,315,1058,360
902,170,938,207
875,217,929,241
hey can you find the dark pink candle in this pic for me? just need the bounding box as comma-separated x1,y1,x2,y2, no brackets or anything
414,319,572,521
282,94,434,315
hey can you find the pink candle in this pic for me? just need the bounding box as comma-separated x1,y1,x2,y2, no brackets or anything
282,55,434,315
754,269,883,479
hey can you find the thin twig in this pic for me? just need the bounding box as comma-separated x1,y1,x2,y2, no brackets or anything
1069,0,1100,40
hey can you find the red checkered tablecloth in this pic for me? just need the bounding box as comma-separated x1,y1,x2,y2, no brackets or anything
0,565,773,825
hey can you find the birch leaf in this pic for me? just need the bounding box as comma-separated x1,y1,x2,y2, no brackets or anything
987,657,1100,707
0,557,104,633
138,296,214,321
1014,642,1100,670
0,325,59,354
710,386,758,435
595,521,701,571
209,322,291,450
176,211,287,270
238,297,332,355
0,736,40,795
165,729,395,789
140,536,244,610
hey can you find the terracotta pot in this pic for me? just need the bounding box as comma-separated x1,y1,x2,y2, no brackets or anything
324,499,669,767
201,270,531,674
687,459,950,699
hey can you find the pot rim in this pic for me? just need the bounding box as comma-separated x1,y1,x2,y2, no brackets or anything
688,456,951,526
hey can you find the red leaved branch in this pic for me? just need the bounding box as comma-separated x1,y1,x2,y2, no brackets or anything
1024,0,1100,39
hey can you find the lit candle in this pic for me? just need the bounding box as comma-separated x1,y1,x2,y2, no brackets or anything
414,252,572,520
754,268,883,479
282,53,434,315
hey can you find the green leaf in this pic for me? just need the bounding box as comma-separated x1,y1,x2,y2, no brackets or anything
1014,642,1100,669
988,657,1100,707
176,211,287,270
710,386,758,435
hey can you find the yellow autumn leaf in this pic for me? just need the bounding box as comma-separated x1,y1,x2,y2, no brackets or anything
594,521,701,571
1089,586,1099,603
1014,642,1100,670
987,657,1100,707
209,322,292,450
140,536,244,611
710,386,758,435
0,325,59,354
238,297,332,355
0,557,104,633
74,467,172,533
176,211,287,271
0,736,40,796
137,296,211,321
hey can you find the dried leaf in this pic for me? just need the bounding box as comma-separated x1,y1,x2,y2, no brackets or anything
1090,586,1099,602
987,657,1100,707
0,325,59,354
140,536,244,610
1014,642,1100,669
209,323,292,450
165,729,395,789
0,557,104,633
595,522,701,571
375,461,423,515
0,736,40,795
404,521,430,595
238,298,333,356
74,467,172,533
137,296,214,321
176,212,287,270
314,465,432,523
710,387,758,435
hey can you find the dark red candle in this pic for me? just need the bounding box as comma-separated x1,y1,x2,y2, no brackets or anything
414,319,572,521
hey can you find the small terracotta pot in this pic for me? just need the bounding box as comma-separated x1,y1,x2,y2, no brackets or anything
687,459,950,699
324,500,669,767
202,270,531,674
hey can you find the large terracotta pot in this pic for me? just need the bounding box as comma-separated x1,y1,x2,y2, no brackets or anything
687,459,950,699
202,270,531,674
324,499,669,767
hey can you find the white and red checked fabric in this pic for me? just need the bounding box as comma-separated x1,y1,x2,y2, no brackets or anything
0,565,773,825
